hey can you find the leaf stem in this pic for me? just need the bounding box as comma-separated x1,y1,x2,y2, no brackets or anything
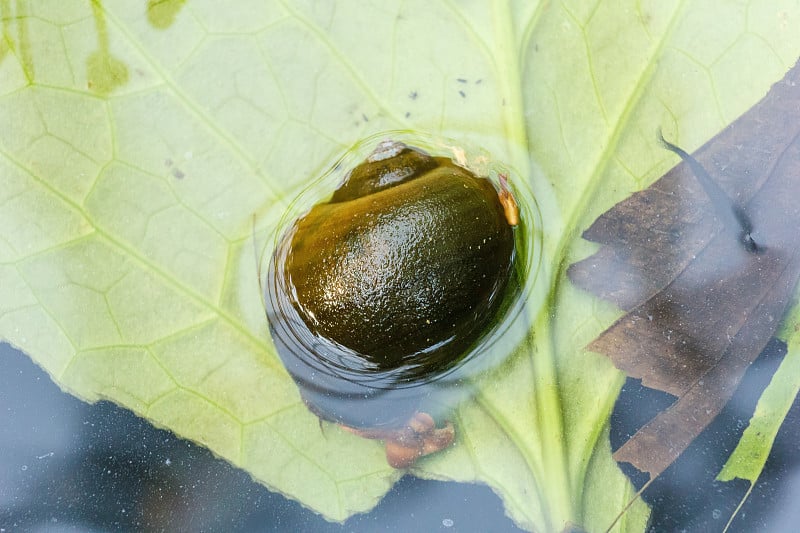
493,1,574,527
532,286,575,526
492,0,532,174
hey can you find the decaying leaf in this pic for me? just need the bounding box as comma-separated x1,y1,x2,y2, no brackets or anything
568,59,800,478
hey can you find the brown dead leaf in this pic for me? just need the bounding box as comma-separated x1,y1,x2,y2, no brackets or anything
568,59,800,478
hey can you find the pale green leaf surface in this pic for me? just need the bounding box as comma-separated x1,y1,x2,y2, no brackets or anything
2,1,799,531
718,306,800,484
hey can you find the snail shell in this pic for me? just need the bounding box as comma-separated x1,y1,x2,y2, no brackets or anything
266,139,518,429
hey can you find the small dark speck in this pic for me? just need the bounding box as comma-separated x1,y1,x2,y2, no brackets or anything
475,79,483,85
362,113,369,122
457,78,468,84
164,158,173,167
409,91,418,100
172,168,185,179
459,90,466,98
405,111,411,118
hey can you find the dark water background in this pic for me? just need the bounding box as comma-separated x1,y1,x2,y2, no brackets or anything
2,339,799,532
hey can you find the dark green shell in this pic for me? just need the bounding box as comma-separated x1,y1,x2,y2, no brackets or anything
266,141,516,428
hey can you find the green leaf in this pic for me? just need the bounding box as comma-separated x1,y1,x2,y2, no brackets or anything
715,305,800,529
1,1,799,530
718,307,800,483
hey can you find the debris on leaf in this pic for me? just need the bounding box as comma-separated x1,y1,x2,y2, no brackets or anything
569,59,800,478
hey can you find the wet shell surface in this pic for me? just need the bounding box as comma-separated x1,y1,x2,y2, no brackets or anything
265,137,521,430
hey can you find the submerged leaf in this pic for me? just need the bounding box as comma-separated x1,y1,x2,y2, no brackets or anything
569,60,800,478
